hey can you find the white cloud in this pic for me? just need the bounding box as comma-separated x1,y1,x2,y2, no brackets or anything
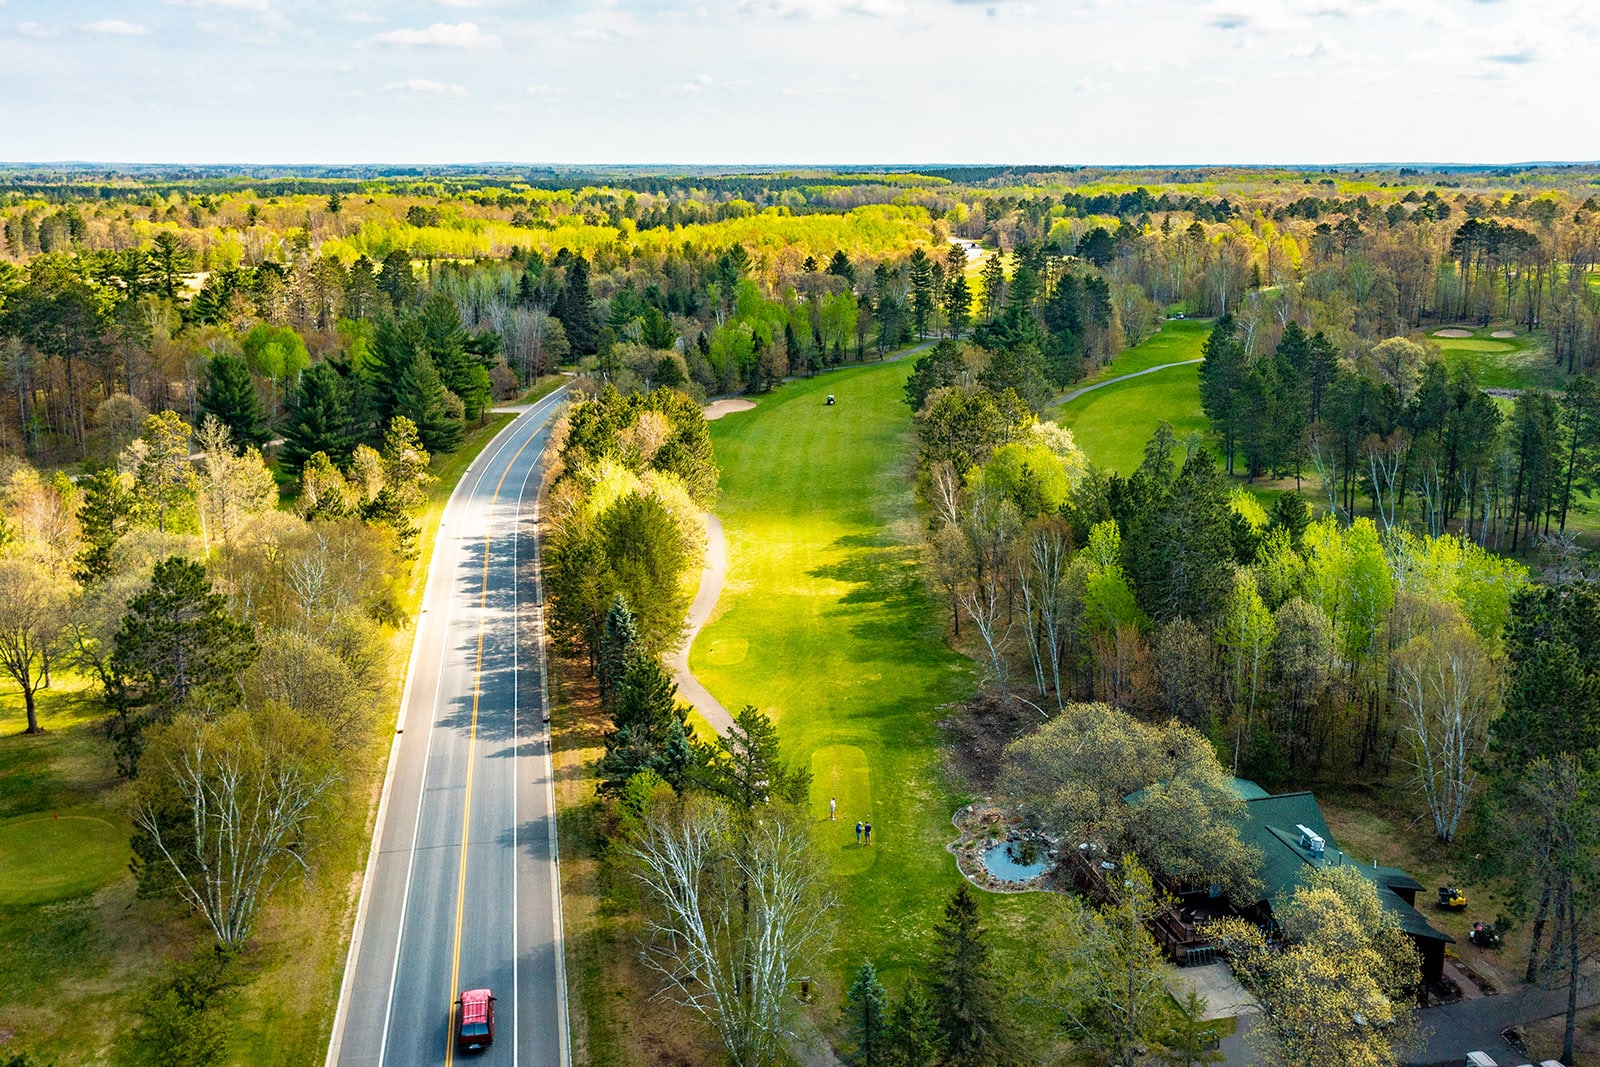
16,21,60,38
526,84,568,100
368,21,499,48
84,19,152,35
380,78,468,95
164,0,271,10
739,0,906,18
436,0,483,6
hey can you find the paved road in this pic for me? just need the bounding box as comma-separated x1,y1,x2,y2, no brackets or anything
328,389,571,1067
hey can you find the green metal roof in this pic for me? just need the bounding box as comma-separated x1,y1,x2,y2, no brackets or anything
1230,777,1271,800
1240,792,1452,944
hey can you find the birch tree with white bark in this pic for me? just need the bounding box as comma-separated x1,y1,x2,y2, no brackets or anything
135,709,338,948
629,798,833,1067
1393,621,1501,842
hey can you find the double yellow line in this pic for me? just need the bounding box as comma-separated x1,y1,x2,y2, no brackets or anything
444,424,544,1066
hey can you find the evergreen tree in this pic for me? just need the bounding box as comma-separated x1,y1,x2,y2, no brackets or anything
281,362,356,473
393,350,463,454
376,249,415,308
904,339,966,412
946,274,973,339
554,253,600,355
908,248,935,338
845,960,889,1067
980,253,1005,323
929,882,1019,1066
420,294,493,422
695,704,810,811
198,353,268,449
826,250,856,285
1197,316,1247,475
597,595,639,711
108,557,258,776
978,342,1053,413
1124,447,1236,623
596,655,694,793
1267,491,1310,548
75,467,138,584
883,983,941,1067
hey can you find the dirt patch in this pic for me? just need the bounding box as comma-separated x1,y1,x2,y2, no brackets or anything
702,398,755,421
1491,330,1517,339
1433,328,1474,339
940,693,1042,793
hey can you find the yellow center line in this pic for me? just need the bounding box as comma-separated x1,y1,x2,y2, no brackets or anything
445,425,543,1066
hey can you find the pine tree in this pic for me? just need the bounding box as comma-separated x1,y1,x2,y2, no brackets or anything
695,704,810,811
394,351,463,454
596,655,694,793
75,467,138,584
845,960,889,1066
281,362,356,473
827,249,856,285
597,595,638,711
883,982,941,1067
198,353,269,449
929,882,1019,1066
946,274,973,339
108,557,258,776
908,248,935,338
554,253,599,355
1197,316,1247,475
904,339,966,412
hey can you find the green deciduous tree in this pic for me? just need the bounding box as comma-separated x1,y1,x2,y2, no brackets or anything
1207,867,1421,1067
0,558,72,734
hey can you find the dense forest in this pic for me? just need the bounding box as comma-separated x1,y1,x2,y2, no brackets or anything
5,162,1600,1065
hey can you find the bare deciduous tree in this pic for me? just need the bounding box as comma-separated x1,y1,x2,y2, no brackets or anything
136,710,337,947
1393,622,1500,842
629,799,833,1067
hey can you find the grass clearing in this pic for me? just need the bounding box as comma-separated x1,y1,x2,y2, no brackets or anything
1430,325,1564,392
1051,362,1207,474
695,360,1061,1027
1082,317,1210,383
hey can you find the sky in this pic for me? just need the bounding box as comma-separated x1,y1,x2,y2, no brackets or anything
0,0,1596,166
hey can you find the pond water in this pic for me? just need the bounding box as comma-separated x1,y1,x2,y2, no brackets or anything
982,839,1050,882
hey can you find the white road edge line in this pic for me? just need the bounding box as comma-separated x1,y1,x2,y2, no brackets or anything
326,388,566,1067
512,434,521,1067
525,426,574,1067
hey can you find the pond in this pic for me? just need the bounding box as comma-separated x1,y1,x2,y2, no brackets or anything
982,839,1050,883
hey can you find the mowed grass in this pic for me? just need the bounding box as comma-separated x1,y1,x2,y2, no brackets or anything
694,363,1062,1009
1052,362,1208,475
1430,325,1562,391
1081,317,1210,384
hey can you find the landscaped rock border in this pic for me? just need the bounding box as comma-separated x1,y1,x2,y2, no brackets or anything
947,801,1068,895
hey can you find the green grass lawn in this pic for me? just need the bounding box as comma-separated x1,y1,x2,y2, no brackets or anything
1430,326,1563,391
1051,362,1207,475
1082,317,1210,384
694,362,1062,1014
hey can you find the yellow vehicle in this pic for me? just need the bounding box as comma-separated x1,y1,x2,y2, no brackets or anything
1437,885,1467,910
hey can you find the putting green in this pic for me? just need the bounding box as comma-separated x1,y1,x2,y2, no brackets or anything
0,812,129,905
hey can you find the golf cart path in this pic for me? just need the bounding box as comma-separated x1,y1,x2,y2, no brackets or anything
1057,357,1203,406
670,513,734,736
670,497,844,1067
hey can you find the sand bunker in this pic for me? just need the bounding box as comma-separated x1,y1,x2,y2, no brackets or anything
1433,329,1473,339
1491,330,1516,339
702,398,756,420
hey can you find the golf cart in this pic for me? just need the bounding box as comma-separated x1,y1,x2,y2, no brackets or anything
1437,885,1467,910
